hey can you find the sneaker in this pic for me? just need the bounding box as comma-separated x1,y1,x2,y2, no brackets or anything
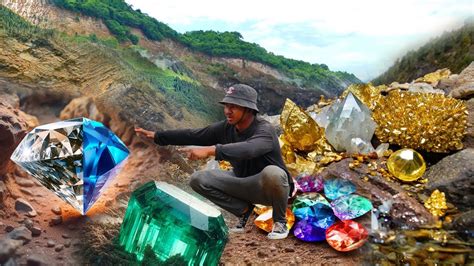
229,206,254,233
267,222,289,240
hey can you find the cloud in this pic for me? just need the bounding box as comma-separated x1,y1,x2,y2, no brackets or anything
126,0,473,81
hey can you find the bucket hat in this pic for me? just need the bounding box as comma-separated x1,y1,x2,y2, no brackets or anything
219,84,259,112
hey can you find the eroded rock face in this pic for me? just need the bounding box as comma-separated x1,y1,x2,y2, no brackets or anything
450,210,474,232
321,159,435,227
449,62,474,99
59,96,136,145
0,100,38,178
464,99,474,149
425,149,474,211
59,96,105,123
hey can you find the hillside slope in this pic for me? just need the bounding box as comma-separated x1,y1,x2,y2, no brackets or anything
373,20,474,85
1,0,360,117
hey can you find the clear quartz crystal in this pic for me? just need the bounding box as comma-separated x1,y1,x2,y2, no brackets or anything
347,137,375,155
325,93,377,152
375,143,390,158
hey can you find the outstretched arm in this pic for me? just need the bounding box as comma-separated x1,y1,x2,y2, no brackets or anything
178,146,216,160
134,127,155,140
135,121,225,146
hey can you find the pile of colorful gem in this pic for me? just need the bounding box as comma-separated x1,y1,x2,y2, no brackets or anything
253,174,372,252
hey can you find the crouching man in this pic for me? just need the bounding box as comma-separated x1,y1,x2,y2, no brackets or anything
135,84,293,239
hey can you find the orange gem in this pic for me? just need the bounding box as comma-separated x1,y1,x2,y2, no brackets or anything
253,204,271,215
254,208,295,232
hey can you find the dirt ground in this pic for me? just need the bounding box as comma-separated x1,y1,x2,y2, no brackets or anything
1,141,363,265
0,107,363,265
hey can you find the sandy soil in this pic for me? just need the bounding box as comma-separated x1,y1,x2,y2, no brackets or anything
0,111,362,265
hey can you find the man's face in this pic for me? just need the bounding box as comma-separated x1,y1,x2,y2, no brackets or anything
224,103,246,125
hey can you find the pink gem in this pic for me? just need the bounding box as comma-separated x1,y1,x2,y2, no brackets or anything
295,173,324,193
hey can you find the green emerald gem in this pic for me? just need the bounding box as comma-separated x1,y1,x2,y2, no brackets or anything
119,181,228,264
291,192,330,212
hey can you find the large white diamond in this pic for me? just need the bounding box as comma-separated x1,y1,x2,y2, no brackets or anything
10,118,129,215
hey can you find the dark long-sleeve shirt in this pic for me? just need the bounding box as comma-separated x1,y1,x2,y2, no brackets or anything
154,116,293,189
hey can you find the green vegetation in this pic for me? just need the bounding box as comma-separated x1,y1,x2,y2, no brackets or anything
50,0,360,86
180,30,359,85
119,47,221,120
0,5,221,122
0,5,55,41
61,32,120,48
373,20,474,85
52,0,179,44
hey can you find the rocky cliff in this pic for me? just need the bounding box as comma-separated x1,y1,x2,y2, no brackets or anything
0,0,359,123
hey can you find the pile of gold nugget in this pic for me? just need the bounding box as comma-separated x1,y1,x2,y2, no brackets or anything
272,68,471,264
279,98,342,176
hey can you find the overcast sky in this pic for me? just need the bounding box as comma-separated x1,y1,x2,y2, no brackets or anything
125,0,473,81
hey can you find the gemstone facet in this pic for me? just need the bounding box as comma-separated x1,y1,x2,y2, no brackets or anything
295,173,324,193
254,208,295,232
291,193,330,212
119,181,228,263
293,203,336,229
325,92,377,152
323,178,356,200
293,219,326,242
254,204,272,215
326,220,369,252
10,118,129,214
330,194,373,220
387,148,426,182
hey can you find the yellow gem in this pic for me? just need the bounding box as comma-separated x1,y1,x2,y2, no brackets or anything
254,208,295,233
218,160,232,171
387,149,426,182
424,189,448,217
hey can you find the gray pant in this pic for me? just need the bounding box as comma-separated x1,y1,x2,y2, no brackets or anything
189,165,289,223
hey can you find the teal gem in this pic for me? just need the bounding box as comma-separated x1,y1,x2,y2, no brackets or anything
331,194,373,220
291,193,330,212
324,178,356,200
119,181,229,264
10,118,129,215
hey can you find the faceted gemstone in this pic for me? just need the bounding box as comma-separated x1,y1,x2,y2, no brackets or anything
119,181,228,263
254,204,271,215
254,208,295,233
10,118,129,214
326,220,368,252
295,173,324,193
330,194,373,220
291,193,330,212
325,92,377,152
293,219,326,242
293,203,336,229
323,178,356,200
387,148,426,182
